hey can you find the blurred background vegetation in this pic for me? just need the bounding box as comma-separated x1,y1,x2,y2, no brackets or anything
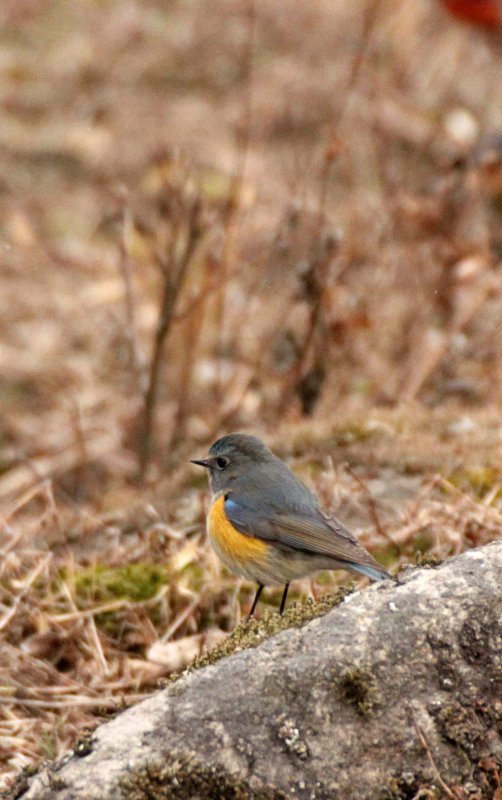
0,0,501,789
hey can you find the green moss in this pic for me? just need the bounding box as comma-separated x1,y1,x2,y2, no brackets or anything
414,552,442,568
179,562,205,594
3,763,40,800
118,747,502,800
197,168,234,203
119,753,286,799
45,770,68,792
166,588,352,683
446,466,501,499
330,422,380,447
337,666,379,717
39,730,59,761
458,615,497,667
71,562,166,605
379,774,436,800
118,748,500,800
434,701,487,754
412,533,432,556
373,544,401,568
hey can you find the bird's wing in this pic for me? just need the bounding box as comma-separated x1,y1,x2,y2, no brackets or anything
224,496,385,572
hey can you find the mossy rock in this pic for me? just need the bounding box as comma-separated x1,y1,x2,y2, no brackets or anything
119,753,286,800
337,666,379,717
167,587,353,682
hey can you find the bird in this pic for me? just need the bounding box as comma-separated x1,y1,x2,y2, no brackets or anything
192,433,390,617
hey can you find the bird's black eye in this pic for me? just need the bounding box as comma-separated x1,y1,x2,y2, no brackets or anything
215,456,229,470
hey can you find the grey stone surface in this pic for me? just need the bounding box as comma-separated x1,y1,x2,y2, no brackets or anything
15,541,502,800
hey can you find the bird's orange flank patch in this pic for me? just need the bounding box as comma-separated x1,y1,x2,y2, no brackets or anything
208,494,268,564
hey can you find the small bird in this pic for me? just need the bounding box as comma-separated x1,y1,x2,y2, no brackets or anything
192,433,390,617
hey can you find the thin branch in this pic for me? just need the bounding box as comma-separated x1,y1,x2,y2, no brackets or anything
213,0,257,403
160,592,204,643
0,694,152,710
118,207,146,393
318,0,383,220
346,465,395,544
411,709,456,799
137,196,204,480
0,554,52,633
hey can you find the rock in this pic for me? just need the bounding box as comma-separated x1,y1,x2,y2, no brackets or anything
12,541,502,800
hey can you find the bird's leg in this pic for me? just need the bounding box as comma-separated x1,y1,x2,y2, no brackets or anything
279,583,290,615
248,583,264,619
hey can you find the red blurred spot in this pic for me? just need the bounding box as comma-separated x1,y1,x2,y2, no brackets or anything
441,0,502,28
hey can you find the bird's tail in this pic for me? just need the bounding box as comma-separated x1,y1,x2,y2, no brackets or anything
350,562,391,582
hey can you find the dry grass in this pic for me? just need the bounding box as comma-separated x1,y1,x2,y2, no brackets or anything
0,0,502,791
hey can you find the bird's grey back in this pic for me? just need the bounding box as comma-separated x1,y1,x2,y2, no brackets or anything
232,452,319,515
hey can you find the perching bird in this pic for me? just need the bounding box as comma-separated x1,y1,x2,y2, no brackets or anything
192,433,390,616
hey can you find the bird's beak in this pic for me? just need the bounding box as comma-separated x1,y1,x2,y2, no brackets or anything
191,458,211,468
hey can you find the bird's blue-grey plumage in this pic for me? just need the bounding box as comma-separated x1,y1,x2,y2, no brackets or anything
198,433,390,582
